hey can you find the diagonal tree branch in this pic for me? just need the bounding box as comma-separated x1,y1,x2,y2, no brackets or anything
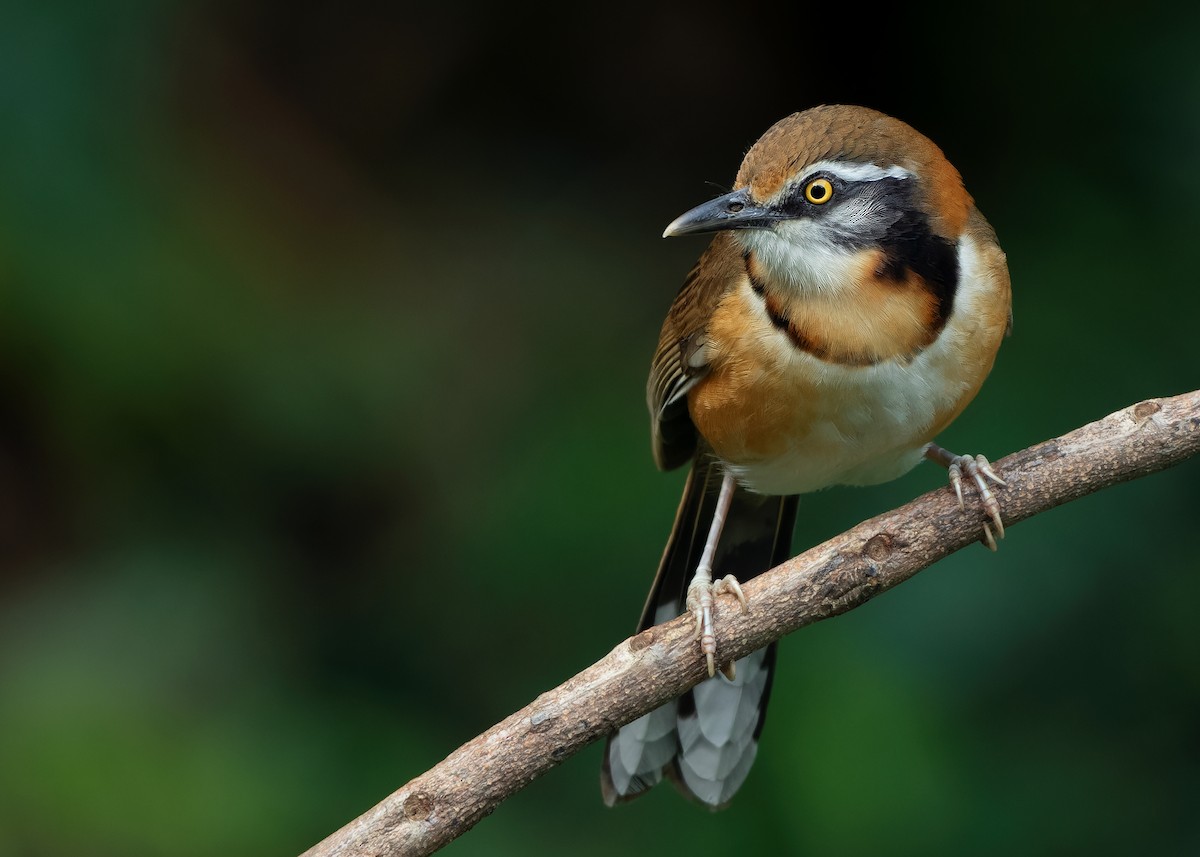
301,391,1200,857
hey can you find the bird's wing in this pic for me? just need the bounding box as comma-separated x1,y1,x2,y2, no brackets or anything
647,232,745,471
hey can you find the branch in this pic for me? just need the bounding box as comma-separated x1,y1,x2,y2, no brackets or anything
301,391,1200,857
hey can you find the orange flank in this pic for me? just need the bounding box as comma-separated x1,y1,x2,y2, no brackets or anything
688,283,820,465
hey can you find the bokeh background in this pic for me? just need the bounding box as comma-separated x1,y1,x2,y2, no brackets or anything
3,3,1199,855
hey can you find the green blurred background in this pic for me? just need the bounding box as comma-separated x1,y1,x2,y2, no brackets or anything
2,3,1199,855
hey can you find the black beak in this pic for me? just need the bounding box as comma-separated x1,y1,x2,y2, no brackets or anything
662,188,781,238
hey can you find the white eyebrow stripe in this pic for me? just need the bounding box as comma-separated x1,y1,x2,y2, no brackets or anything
802,160,913,183
763,160,913,205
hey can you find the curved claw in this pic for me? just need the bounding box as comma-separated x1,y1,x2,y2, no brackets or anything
982,495,1005,539
687,578,717,676
688,573,746,678
975,454,1007,487
926,443,1008,549
965,463,1005,539
714,574,749,611
948,462,965,509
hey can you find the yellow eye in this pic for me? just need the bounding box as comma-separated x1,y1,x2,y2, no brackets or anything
804,178,833,204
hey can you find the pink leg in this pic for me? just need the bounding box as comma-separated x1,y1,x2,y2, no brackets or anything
685,471,747,677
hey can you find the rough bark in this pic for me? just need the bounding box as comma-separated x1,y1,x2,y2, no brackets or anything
301,391,1200,857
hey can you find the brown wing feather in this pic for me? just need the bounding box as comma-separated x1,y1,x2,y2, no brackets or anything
648,232,746,471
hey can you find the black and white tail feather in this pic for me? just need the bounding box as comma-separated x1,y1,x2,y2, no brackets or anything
601,456,798,809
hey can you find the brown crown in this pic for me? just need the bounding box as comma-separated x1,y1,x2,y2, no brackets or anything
734,105,972,239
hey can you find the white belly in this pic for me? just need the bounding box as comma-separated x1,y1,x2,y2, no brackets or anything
723,361,946,495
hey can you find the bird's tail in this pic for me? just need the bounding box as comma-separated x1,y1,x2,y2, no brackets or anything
601,455,798,809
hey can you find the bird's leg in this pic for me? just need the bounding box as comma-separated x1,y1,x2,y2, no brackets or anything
685,470,747,678
924,443,1007,549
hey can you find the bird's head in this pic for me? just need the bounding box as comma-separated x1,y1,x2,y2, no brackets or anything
663,105,972,296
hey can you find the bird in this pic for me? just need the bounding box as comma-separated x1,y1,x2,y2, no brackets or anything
600,105,1012,810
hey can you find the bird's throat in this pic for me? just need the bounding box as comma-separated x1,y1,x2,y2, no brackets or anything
742,247,947,366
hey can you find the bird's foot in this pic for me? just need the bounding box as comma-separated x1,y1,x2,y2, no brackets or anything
925,444,1007,550
686,573,747,678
